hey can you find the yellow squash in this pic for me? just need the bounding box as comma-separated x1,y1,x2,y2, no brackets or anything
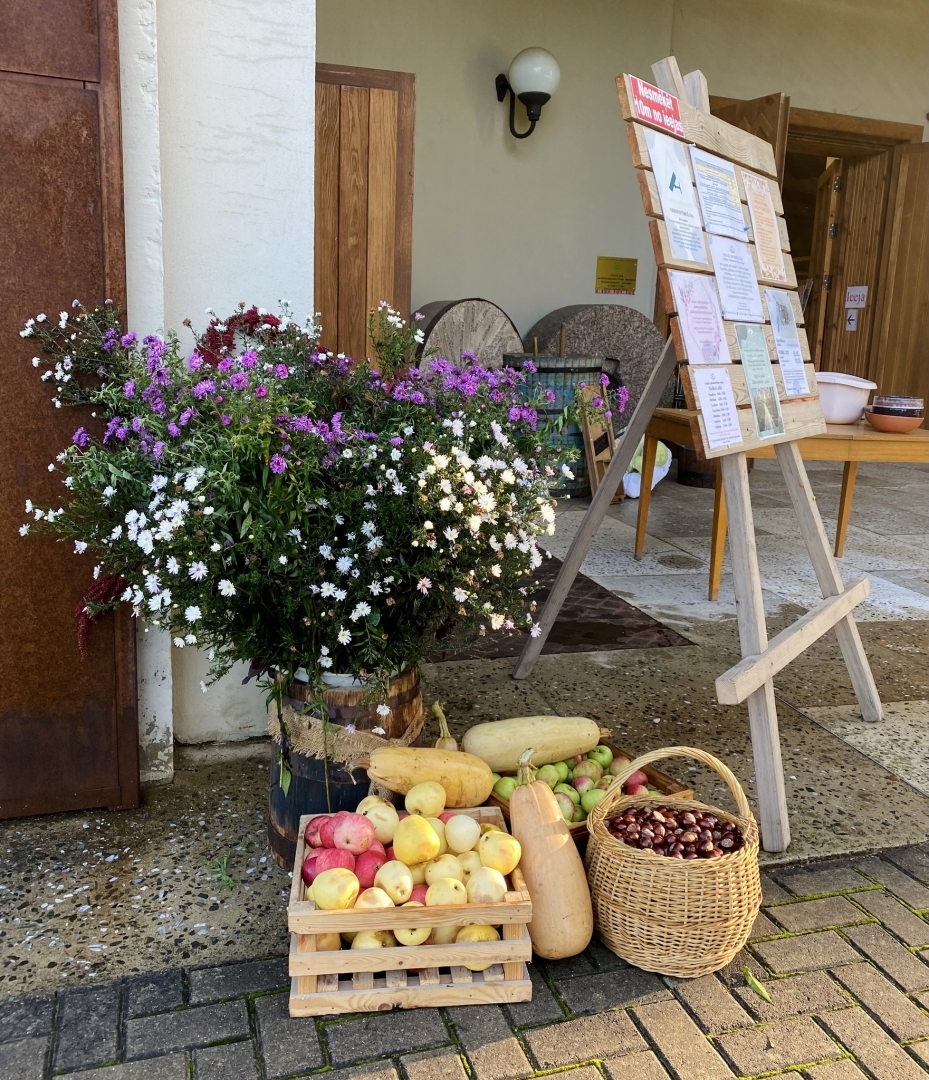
366,746,493,807
461,715,603,772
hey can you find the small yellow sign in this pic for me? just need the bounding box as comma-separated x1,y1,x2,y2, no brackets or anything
595,256,637,295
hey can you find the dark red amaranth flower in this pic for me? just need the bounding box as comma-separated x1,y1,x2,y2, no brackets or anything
197,307,283,366
74,573,127,658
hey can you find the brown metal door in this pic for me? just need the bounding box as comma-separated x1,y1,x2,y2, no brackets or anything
315,64,415,361
0,0,139,817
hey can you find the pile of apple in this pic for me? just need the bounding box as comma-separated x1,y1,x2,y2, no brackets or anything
492,744,664,825
300,781,521,965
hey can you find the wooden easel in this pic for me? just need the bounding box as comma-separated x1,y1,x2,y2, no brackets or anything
514,57,882,853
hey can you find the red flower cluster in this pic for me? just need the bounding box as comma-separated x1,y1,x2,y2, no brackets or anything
198,306,282,366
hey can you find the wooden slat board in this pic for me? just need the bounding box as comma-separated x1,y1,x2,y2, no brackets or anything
617,73,824,461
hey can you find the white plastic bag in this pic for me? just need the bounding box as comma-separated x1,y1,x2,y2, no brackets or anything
622,437,671,499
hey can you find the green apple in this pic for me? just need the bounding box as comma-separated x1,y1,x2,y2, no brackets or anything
581,787,608,814
493,775,518,801
571,759,603,783
554,791,575,822
554,783,580,806
587,745,613,770
552,761,570,783
571,805,586,823
536,764,561,789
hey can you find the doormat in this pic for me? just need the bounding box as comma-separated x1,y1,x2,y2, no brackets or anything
427,555,692,662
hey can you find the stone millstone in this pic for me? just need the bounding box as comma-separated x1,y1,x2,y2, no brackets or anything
523,304,676,421
417,298,523,370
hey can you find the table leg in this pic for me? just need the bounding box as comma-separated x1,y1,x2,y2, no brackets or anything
709,460,727,601
634,434,658,560
835,461,858,558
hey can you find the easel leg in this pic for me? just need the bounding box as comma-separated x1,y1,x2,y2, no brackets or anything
634,434,659,559
776,442,882,721
835,461,858,558
720,453,790,852
709,460,727,601
513,337,678,680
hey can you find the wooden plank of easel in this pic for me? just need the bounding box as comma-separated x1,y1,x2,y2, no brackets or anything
683,69,710,114
687,397,827,461
775,441,883,722
720,453,790,852
617,78,779,179
639,170,791,252
715,575,871,703
651,56,687,99
680,363,819,408
650,219,797,287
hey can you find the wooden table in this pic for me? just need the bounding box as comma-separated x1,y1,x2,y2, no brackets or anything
635,409,929,600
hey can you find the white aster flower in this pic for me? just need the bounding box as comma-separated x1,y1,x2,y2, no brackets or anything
173,636,185,648
334,588,347,601
185,634,197,644
319,655,333,669
320,582,336,597
200,681,208,693
337,627,352,644
185,605,202,623
530,623,542,638
210,543,221,553
18,524,29,536
350,601,372,621
416,577,432,595
335,556,353,573
490,564,502,578
151,475,168,491
218,579,236,597
278,554,288,565
368,581,382,596
372,726,386,735
144,573,160,594
560,463,575,479
392,482,406,495
167,556,181,577
390,448,402,461
490,613,505,630
110,525,123,540
188,561,208,581
451,419,464,437
203,507,214,516
319,544,333,559
376,704,391,717
468,515,482,533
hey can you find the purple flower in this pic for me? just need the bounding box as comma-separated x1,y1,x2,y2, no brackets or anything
389,436,404,446
72,427,91,448
152,440,165,459
508,406,521,422
522,359,537,374
241,350,258,369
131,417,144,433
102,328,118,352
269,454,287,474
255,385,268,399
178,407,195,426
600,372,610,386
411,390,425,405
103,417,122,443
193,378,216,400
217,358,233,373
274,364,289,379
187,353,204,372
229,372,248,390
591,396,603,408
221,413,232,426
115,426,129,441
123,379,136,398
121,332,137,348
167,422,181,438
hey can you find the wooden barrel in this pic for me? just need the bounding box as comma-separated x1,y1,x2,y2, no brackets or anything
267,668,422,869
506,353,603,499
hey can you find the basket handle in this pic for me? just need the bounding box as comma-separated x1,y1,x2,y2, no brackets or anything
587,745,754,835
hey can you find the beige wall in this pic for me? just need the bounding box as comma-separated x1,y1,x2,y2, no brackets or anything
318,0,926,338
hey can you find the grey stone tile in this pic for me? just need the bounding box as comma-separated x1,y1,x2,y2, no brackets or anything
603,1050,673,1079
325,1008,448,1067
751,931,861,973
715,948,770,987
769,896,870,932
819,1006,928,1080
323,1066,399,1080
760,873,792,904
189,957,287,1004
854,857,929,909
803,1062,869,1080
884,845,929,884
732,970,848,1021
194,1040,259,1079
447,1005,532,1080
775,865,873,897
523,1012,645,1069
126,1001,249,1059
0,994,53,1042
673,974,754,1034
587,936,631,971
853,890,929,946
504,966,565,1027
633,999,733,1079
54,983,120,1071
749,912,781,939
844,923,929,991
70,1053,190,1079
538,951,596,979
555,968,669,1015
125,970,185,1017
832,963,929,1041
254,991,323,1077
402,1047,469,1080
715,1016,842,1074
0,1036,46,1080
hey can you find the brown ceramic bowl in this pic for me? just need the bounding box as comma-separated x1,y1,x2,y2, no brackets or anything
864,409,925,433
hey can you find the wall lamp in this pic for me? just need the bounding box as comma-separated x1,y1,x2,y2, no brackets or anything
495,47,560,139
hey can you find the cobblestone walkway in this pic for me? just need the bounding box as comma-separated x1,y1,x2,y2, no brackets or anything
2,846,927,1080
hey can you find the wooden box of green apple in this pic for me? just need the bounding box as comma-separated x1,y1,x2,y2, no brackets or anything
469,717,693,842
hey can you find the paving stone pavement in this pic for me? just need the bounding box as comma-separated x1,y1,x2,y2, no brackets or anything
0,846,927,1079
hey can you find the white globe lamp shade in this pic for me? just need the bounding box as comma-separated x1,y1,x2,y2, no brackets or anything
507,48,560,119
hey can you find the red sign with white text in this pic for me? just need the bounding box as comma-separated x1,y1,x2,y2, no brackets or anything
628,76,684,138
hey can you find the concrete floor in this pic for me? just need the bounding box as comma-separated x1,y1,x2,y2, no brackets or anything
1,458,926,998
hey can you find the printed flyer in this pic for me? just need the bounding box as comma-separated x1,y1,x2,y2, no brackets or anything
736,322,784,438
764,288,810,397
645,128,707,265
668,270,730,364
690,147,747,240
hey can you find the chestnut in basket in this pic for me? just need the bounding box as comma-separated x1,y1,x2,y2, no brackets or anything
605,804,743,859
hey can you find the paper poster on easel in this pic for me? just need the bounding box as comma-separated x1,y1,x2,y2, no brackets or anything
645,129,708,265
707,235,764,322
690,147,747,240
742,171,788,284
668,270,730,364
692,367,744,450
764,288,810,396
736,323,784,438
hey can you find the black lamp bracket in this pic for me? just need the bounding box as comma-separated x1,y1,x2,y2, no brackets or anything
495,73,537,140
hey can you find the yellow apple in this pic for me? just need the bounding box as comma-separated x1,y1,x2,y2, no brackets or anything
426,817,449,855
409,861,429,885
478,831,521,875
394,901,432,946
466,866,507,904
356,794,391,814
405,780,446,817
351,929,396,949
363,801,400,844
444,814,482,853
424,854,464,885
425,877,468,906
316,932,342,951
393,815,441,865
457,850,482,882
456,924,500,970
354,887,395,909
374,861,413,904
430,923,462,945
480,823,502,834
311,868,360,910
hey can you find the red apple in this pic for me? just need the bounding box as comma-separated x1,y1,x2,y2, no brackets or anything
301,848,322,886
385,846,396,862
304,815,330,848
318,811,350,848
368,838,386,856
410,883,429,905
332,812,376,855
314,847,356,875
355,849,388,889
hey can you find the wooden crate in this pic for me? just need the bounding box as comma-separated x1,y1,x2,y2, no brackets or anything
288,805,532,1015
489,740,693,844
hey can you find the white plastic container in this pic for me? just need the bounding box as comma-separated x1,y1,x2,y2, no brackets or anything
816,372,877,424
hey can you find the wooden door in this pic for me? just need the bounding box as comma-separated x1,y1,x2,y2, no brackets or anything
315,64,415,361
0,0,139,817
869,142,929,418
805,160,843,368
820,152,893,378
711,94,791,185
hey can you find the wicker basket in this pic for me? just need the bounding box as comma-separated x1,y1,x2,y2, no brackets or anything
585,746,761,979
